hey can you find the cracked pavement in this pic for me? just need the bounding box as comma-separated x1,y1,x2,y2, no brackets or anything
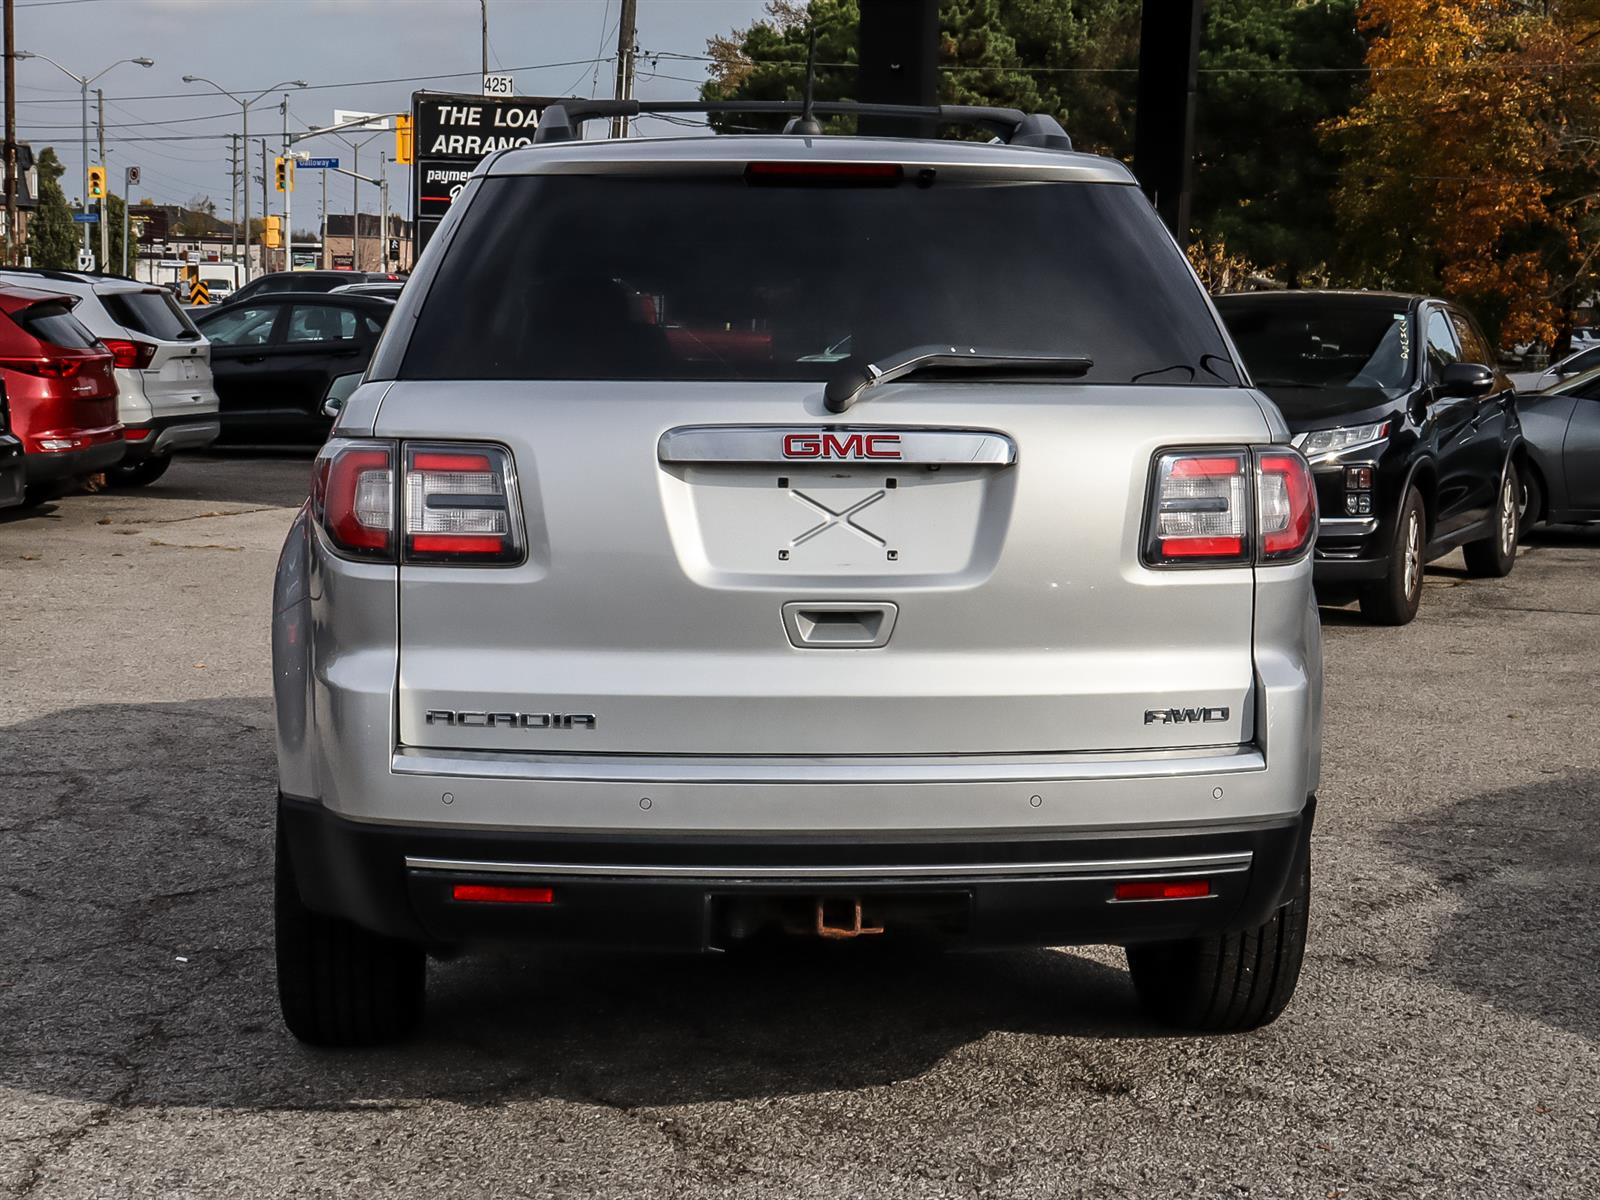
1,454,1597,1198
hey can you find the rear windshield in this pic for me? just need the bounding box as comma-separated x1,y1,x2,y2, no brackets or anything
400,174,1239,386
12,300,100,350
1217,298,1415,392
102,289,201,342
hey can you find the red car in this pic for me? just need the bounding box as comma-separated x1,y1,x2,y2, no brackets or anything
0,282,122,500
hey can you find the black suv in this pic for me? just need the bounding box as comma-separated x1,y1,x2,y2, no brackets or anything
222,270,404,309
1216,290,1523,624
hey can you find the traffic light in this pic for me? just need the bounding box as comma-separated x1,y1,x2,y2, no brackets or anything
395,114,413,166
263,215,282,248
274,156,293,193
87,166,106,200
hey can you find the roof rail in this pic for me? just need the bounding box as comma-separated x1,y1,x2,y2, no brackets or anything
529,100,1072,151
0,265,140,285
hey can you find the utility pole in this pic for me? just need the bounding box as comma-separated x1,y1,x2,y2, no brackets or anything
480,0,489,78
228,133,239,270
96,88,108,270
120,165,130,275
610,0,637,138
281,96,290,274
320,166,327,269
259,137,268,273
4,0,17,264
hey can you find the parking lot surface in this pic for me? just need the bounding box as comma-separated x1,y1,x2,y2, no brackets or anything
2,454,1597,1198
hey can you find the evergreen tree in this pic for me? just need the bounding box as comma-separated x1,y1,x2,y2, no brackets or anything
26,148,79,270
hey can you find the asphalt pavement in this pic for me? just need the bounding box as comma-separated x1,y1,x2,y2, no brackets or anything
1,454,1597,1198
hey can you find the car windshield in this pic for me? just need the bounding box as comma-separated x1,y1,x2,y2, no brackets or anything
400,174,1239,386
1217,298,1414,393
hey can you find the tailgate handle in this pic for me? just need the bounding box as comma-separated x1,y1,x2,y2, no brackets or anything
782,601,897,649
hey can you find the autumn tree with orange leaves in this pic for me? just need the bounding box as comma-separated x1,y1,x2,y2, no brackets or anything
1331,0,1600,349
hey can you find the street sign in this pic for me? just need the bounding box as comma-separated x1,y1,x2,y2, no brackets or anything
189,279,210,306
334,109,390,132
72,212,98,224
76,252,94,271
126,166,140,186
300,157,340,170
483,73,515,97
184,251,200,265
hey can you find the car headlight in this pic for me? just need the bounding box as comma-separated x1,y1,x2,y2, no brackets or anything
1292,421,1390,460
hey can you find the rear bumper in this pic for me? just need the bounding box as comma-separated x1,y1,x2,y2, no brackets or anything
23,432,125,483
280,792,1315,951
122,416,221,463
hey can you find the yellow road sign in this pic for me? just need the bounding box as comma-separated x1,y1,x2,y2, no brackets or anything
189,279,210,306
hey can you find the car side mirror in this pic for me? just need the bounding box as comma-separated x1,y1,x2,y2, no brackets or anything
322,372,363,419
1438,362,1494,398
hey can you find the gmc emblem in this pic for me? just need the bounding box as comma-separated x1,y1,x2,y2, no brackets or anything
782,432,902,460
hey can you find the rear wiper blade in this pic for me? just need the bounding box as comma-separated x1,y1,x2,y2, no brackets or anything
824,344,1094,413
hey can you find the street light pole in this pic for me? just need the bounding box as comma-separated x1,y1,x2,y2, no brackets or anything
13,53,154,262
182,75,306,281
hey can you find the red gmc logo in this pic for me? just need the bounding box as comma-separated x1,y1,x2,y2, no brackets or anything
782,432,903,460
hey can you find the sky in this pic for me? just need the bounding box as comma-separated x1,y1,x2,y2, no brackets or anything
8,0,772,227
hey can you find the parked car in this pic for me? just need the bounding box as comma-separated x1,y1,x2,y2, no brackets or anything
1516,364,1600,530
0,282,121,502
1508,343,1600,394
0,268,220,487
193,292,394,443
273,101,1323,1047
0,380,25,510
222,270,404,308
1216,290,1523,624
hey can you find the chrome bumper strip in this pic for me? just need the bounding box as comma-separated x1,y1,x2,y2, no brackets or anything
404,849,1255,882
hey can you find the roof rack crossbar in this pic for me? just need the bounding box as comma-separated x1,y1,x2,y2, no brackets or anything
530,99,1069,150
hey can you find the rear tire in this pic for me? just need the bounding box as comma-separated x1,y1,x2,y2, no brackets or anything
1519,466,1544,537
1462,463,1519,578
1126,853,1310,1033
1359,487,1425,626
274,826,425,1047
106,454,171,488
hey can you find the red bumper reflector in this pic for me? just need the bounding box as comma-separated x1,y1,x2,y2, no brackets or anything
410,534,506,554
451,884,554,905
124,427,152,441
1113,879,1211,901
1159,536,1244,558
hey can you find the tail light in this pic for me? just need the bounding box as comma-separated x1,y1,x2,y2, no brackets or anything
404,443,521,563
311,439,394,559
1144,447,1316,567
100,338,158,370
310,439,523,565
1257,451,1317,560
0,356,85,379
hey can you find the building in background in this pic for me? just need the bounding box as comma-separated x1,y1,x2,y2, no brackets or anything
321,213,412,273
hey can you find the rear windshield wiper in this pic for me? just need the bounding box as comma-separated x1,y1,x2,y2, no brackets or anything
825,344,1093,413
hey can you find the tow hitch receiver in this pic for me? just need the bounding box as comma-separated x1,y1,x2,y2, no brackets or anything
814,896,885,939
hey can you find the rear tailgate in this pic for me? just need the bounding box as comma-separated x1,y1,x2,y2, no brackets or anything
385,381,1268,756
100,288,214,416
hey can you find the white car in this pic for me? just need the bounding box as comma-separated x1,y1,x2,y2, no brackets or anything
0,269,220,485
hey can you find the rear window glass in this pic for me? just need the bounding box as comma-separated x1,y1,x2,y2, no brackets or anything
13,300,100,350
102,290,200,342
1217,298,1415,393
400,174,1239,386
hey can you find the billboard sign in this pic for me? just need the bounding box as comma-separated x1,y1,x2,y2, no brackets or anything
411,91,546,253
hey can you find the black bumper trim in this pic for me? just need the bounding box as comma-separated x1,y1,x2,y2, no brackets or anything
279,795,1316,952
24,439,125,483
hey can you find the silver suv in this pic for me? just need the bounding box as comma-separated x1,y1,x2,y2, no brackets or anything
272,101,1323,1046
